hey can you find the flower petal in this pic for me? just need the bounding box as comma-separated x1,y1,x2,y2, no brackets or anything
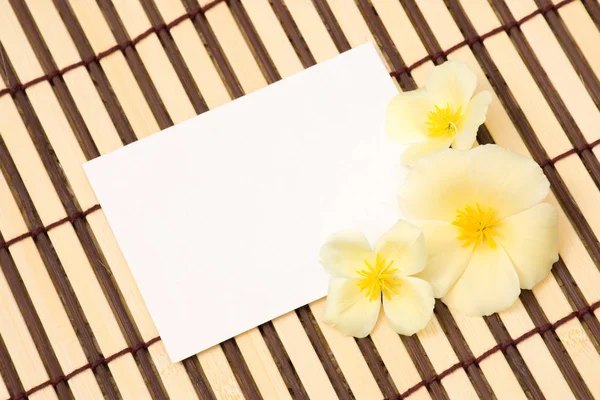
415,221,472,297
323,277,381,338
385,88,432,144
383,277,434,335
401,135,454,167
426,61,477,108
374,220,427,276
320,230,373,278
453,91,492,150
496,203,558,289
398,148,473,221
469,145,550,219
443,244,520,316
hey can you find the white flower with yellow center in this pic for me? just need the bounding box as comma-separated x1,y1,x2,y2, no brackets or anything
386,61,492,166
399,145,559,316
320,221,434,337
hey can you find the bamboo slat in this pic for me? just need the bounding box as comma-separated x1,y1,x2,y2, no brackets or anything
1,0,600,399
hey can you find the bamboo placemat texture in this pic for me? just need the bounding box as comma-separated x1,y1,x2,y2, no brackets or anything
0,0,600,399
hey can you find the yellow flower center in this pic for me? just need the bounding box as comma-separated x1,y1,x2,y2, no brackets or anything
425,104,464,138
356,253,401,302
452,203,499,251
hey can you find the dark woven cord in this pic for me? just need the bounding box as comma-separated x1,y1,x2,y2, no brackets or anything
0,130,592,254
0,0,226,98
0,204,101,250
1,0,595,398
389,0,575,78
0,0,573,100
8,300,599,400
390,301,600,400
8,337,162,400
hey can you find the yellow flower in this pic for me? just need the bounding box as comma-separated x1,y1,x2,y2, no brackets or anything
386,61,492,166
399,145,558,316
320,221,434,337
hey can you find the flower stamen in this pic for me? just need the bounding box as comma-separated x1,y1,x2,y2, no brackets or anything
356,253,401,301
452,203,499,251
425,104,464,138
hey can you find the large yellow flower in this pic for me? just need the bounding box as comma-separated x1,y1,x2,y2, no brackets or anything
386,61,492,166
399,145,558,316
320,221,434,337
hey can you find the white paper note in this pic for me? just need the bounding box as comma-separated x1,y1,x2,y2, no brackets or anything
84,43,405,362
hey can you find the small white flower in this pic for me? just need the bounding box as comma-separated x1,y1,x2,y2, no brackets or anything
320,221,434,337
386,61,492,166
399,145,559,316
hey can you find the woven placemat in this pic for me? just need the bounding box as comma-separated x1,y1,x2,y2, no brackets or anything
0,0,599,398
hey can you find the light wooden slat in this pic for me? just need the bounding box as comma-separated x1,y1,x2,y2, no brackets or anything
0,4,156,398
0,172,58,400
85,210,157,337
370,0,429,65
243,0,304,77
328,0,376,46
16,4,161,395
0,23,105,400
234,329,292,400
63,0,169,375
456,9,571,156
534,274,600,398
198,1,267,94
370,315,431,399
197,345,245,400
63,0,162,349
272,312,338,400
0,266,58,400
325,0,401,90
449,312,527,400
112,0,196,123
552,1,600,98
67,0,160,139
416,316,479,399
310,300,384,400
504,0,600,150
500,301,574,399
48,225,156,400
1,1,187,398
0,77,152,400
23,0,123,155
0,3,95,208
416,1,588,398
283,0,338,62
153,0,231,109
547,190,600,307
147,342,199,399
0,96,63,228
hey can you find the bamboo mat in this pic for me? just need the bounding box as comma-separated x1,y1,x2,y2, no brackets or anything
0,0,600,399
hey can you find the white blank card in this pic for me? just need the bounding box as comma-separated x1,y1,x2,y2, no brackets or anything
84,43,404,362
